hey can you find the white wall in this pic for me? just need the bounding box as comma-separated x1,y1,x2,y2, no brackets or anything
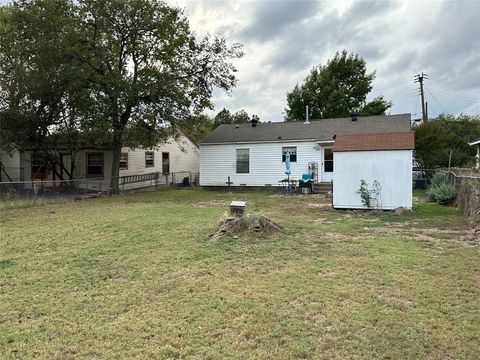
200,141,322,186
15,133,198,185
118,134,199,176
333,150,413,210
0,150,22,181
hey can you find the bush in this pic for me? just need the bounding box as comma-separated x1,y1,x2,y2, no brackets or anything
427,182,457,204
430,171,449,187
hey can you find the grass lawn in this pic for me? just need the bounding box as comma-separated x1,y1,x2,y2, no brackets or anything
0,189,478,359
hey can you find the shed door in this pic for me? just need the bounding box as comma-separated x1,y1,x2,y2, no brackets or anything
322,147,334,182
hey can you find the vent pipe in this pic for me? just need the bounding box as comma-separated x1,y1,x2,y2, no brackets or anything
305,105,310,124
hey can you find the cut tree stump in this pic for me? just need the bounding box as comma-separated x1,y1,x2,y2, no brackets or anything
209,213,282,241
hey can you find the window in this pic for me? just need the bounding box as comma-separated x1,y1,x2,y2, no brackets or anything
87,153,104,178
282,147,297,162
324,148,333,172
31,153,48,177
145,152,154,167
236,149,249,174
119,153,128,170
162,152,170,174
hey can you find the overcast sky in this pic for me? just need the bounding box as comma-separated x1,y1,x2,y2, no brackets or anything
1,0,478,122
171,0,480,122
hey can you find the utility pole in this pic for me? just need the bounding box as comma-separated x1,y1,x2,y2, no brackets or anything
414,72,428,123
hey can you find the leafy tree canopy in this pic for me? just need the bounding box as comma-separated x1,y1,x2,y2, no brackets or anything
213,108,258,126
414,114,480,168
179,108,259,143
284,50,391,121
0,0,243,190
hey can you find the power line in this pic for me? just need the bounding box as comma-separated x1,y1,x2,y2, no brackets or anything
425,97,470,145
428,87,480,102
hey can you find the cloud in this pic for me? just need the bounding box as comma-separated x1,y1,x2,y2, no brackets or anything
239,0,321,42
4,0,477,120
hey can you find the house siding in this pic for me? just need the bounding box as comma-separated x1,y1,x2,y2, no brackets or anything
0,151,22,181
3,133,198,188
333,150,413,210
200,141,323,186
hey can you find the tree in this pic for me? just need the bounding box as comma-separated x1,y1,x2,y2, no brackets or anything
74,0,242,192
178,113,215,144
0,0,88,180
414,114,480,168
213,107,257,126
284,50,391,121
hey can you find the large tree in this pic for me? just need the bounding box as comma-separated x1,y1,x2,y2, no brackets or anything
0,0,88,180
284,50,391,121
0,0,242,191
414,114,480,169
74,0,242,192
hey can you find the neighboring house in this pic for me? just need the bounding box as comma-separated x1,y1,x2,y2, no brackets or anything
469,139,480,170
200,113,412,184
0,131,199,186
332,132,414,210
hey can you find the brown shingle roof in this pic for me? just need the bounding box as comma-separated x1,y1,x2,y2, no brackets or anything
333,132,415,152
200,114,411,144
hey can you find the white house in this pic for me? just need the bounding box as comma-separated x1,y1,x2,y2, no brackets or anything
199,113,412,190
332,132,415,210
0,131,199,187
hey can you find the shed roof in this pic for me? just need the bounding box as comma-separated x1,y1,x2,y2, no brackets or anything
200,114,411,144
333,132,415,152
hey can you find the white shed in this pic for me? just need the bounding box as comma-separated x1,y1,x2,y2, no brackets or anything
333,132,414,210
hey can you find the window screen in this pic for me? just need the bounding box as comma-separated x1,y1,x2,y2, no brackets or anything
324,148,333,172
87,153,104,177
145,152,154,167
119,153,128,169
282,147,297,162
236,149,249,174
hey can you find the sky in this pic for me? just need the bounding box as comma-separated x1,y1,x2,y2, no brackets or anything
1,0,479,122
170,0,480,122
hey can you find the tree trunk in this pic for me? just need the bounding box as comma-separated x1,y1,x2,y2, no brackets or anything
110,132,123,194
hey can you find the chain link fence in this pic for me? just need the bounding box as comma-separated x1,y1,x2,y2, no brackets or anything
0,171,199,206
441,169,479,223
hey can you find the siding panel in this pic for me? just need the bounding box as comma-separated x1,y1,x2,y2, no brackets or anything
200,142,323,186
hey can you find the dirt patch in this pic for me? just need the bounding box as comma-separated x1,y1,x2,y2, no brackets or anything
462,224,480,245
192,200,228,208
308,203,333,210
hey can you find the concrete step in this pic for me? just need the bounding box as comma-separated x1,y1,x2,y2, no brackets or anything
313,182,333,194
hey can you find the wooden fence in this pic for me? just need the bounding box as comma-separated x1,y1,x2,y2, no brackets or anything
443,170,480,223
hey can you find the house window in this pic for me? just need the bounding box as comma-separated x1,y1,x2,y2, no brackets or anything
162,152,170,174
119,153,128,170
324,148,333,172
236,149,249,174
86,153,104,178
145,152,154,167
282,147,297,162
31,153,48,178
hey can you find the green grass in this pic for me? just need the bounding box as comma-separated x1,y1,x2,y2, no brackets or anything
0,189,478,359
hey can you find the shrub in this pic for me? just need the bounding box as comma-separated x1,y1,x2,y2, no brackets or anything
427,182,457,204
357,179,372,209
430,171,449,187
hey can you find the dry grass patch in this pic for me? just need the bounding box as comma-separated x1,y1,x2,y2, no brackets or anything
0,188,478,359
